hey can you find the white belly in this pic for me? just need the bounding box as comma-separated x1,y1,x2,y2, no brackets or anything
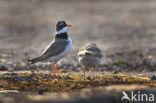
48,38,72,63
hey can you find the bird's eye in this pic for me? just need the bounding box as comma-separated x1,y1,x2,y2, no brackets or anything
79,54,81,56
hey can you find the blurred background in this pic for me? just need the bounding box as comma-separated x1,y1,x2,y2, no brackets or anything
0,0,156,72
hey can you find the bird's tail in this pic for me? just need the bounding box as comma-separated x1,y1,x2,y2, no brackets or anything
27,57,41,64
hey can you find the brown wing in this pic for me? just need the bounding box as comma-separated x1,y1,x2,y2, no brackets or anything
78,43,102,58
38,38,68,61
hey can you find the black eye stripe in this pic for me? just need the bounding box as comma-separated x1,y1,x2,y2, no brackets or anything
56,20,67,32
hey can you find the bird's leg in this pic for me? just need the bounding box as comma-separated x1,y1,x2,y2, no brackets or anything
92,67,95,79
55,64,60,78
82,68,86,80
52,64,56,78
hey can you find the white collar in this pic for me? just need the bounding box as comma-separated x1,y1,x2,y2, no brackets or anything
56,26,67,35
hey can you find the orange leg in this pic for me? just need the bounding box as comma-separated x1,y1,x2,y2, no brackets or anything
82,68,86,79
55,64,60,78
52,64,56,78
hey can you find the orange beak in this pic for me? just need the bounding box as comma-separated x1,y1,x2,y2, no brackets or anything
67,24,71,27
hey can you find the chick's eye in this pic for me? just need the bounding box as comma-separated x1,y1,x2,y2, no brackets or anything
79,54,82,56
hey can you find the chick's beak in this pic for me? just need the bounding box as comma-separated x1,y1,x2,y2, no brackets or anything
67,24,71,27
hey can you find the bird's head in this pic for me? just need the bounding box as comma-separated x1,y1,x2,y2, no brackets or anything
56,20,71,35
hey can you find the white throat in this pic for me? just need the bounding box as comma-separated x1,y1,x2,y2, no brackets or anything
56,26,67,35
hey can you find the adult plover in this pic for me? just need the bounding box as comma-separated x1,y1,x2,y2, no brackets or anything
28,20,72,78
78,43,102,79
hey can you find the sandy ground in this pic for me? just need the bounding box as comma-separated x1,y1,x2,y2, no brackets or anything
0,71,155,103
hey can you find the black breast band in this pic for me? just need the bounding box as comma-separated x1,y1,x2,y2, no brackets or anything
55,33,68,39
